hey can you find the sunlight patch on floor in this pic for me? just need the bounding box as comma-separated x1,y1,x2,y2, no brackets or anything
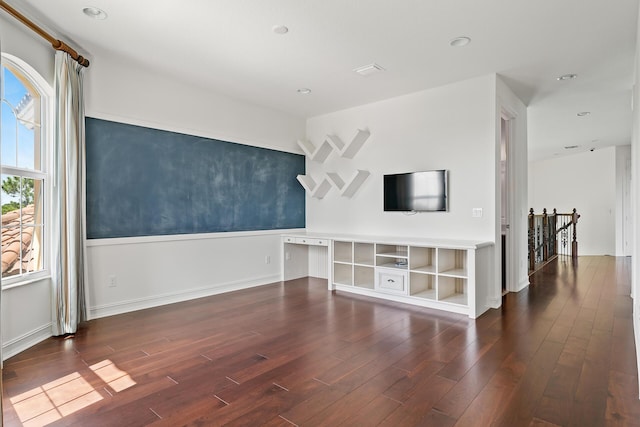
8,359,137,426
90,359,137,392
9,372,102,426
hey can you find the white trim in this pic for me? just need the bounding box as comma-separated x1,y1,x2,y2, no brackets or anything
86,228,305,247
333,284,475,317
89,274,281,320
2,322,51,361
515,275,530,292
2,272,49,290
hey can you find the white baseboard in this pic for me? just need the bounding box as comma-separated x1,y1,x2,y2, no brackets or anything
487,297,501,308
3,323,52,361
89,274,281,320
514,275,530,292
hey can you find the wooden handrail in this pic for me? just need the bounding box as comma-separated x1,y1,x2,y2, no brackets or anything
0,1,89,67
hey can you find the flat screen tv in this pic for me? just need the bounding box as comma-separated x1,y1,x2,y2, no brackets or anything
384,170,448,212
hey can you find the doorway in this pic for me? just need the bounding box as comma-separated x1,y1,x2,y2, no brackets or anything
500,115,510,294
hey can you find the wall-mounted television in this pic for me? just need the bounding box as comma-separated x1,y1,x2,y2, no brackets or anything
384,170,448,212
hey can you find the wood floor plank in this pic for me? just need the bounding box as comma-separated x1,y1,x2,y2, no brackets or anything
2,256,639,426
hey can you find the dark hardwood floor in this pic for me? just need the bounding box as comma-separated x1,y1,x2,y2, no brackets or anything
2,256,639,426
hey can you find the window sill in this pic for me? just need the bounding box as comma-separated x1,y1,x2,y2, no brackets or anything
2,272,51,290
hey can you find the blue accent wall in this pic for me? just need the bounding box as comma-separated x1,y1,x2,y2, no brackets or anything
85,117,305,239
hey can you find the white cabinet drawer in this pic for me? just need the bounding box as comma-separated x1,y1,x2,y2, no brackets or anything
375,268,408,295
294,237,328,246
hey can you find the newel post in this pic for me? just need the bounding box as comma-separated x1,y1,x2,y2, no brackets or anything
528,208,535,271
572,208,578,259
552,208,558,256
542,208,549,262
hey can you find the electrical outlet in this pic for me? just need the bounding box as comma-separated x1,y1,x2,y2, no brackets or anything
265,255,271,264
108,275,117,288
285,252,291,261
472,208,483,218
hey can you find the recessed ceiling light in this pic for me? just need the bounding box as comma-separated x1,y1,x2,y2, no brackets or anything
353,63,385,76
272,25,289,35
450,36,471,47
297,88,311,95
564,145,579,149
557,73,577,81
82,6,107,20
577,111,591,117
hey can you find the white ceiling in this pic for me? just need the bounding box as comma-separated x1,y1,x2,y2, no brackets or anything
10,0,640,160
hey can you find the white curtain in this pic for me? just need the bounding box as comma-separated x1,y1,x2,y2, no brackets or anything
52,51,87,335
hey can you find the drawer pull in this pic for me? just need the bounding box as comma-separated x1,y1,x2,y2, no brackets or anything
387,279,395,283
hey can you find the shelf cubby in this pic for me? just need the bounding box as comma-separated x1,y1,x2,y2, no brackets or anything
376,244,408,258
409,246,436,274
410,273,436,300
354,265,375,289
376,260,408,270
438,276,467,305
375,244,408,270
333,263,353,286
354,242,375,266
334,241,353,263
438,248,468,277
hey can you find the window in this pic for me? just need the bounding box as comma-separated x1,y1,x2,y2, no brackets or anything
0,56,49,283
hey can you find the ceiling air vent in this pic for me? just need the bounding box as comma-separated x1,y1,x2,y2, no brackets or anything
353,63,385,76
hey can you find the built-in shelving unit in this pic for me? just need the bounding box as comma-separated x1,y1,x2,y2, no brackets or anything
281,233,492,318
324,235,491,318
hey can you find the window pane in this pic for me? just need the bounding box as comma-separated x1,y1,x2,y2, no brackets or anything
22,226,43,274
1,174,21,214
0,176,44,278
2,225,22,278
1,102,18,168
25,177,44,226
2,66,40,171
17,119,37,170
20,177,38,211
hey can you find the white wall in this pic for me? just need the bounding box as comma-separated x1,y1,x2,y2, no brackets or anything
0,14,54,359
305,75,509,306
85,47,304,153
529,147,617,256
306,75,496,240
84,48,306,319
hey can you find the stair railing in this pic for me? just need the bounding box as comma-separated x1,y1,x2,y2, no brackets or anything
528,208,579,273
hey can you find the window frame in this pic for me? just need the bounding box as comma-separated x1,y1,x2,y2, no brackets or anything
1,54,53,288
